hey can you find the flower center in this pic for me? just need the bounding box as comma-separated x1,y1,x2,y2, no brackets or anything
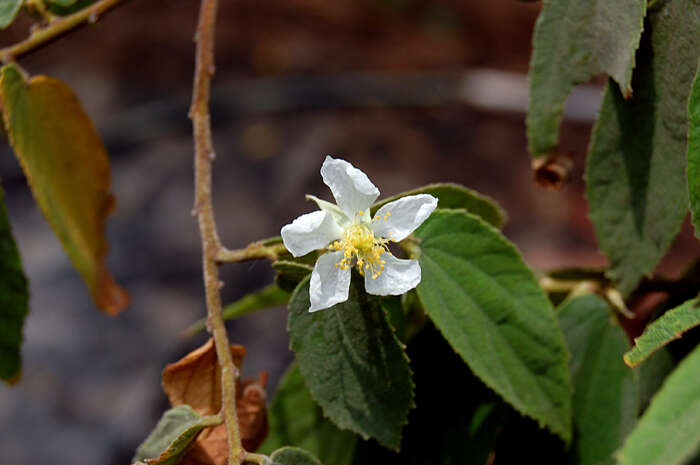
328,213,391,280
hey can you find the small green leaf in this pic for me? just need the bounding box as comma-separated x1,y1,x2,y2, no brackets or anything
617,345,700,465
259,363,357,465
288,276,414,450
624,296,700,367
527,0,645,157
586,0,700,296
558,295,638,465
270,447,322,465
414,210,572,442
0,64,128,314
273,261,313,293
133,405,220,465
183,284,289,336
370,183,506,228
0,0,22,29
0,183,28,384
688,62,700,238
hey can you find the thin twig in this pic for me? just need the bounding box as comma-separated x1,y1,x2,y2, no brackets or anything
190,0,244,464
216,242,288,263
0,0,126,63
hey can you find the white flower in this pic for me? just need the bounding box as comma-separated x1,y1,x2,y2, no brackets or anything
281,156,438,312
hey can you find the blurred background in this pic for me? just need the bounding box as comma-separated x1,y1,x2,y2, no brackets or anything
0,1,696,464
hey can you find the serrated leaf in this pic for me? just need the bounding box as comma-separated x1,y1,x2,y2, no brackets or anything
0,183,28,384
527,0,645,157
288,276,414,450
414,210,572,442
259,363,356,465
133,405,220,465
270,447,322,465
688,62,700,238
183,284,289,336
617,344,700,465
0,0,22,29
624,296,700,367
273,261,313,293
0,64,128,314
586,0,700,297
558,295,638,465
370,183,506,228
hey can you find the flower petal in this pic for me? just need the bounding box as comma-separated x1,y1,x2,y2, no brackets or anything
281,210,343,257
320,156,379,217
309,251,351,312
364,253,421,296
371,194,438,241
305,194,351,228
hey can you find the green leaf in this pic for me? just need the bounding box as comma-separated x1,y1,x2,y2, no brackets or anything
617,345,700,465
287,276,414,450
183,284,289,337
46,0,80,7
0,64,128,314
527,0,645,157
133,405,220,465
259,363,356,465
0,183,28,384
558,295,638,465
0,0,22,29
688,62,700,238
414,209,572,442
586,0,700,297
624,296,700,367
370,183,506,228
273,261,313,293
638,347,674,412
270,447,322,465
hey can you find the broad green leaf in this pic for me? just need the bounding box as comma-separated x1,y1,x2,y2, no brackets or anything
0,0,22,29
689,62,700,238
414,210,571,442
558,295,638,465
133,405,220,465
273,261,313,293
370,183,506,228
527,0,645,157
183,284,289,336
0,183,28,384
288,276,414,450
1,64,128,314
259,363,356,465
624,296,700,367
586,0,700,297
617,345,700,465
270,447,322,465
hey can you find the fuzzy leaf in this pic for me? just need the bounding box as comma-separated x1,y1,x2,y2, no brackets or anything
688,62,700,238
270,447,322,465
287,277,414,450
0,183,28,383
586,0,700,296
0,0,22,28
133,405,219,465
527,0,645,157
260,363,356,465
624,296,700,367
0,64,128,314
414,210,572,442
370,183,505,228
558,295,638,465
273,261,313,293
617,345,700,465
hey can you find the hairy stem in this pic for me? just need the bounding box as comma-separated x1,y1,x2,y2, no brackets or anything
191,0,244,463
0,0,126,62
216,242,288,263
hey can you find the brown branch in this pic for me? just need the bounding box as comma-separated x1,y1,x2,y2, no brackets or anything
216,242,288,263
190,0,244,464
0,0,126,63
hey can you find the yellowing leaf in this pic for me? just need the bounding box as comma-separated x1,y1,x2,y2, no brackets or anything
0,64,128,315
